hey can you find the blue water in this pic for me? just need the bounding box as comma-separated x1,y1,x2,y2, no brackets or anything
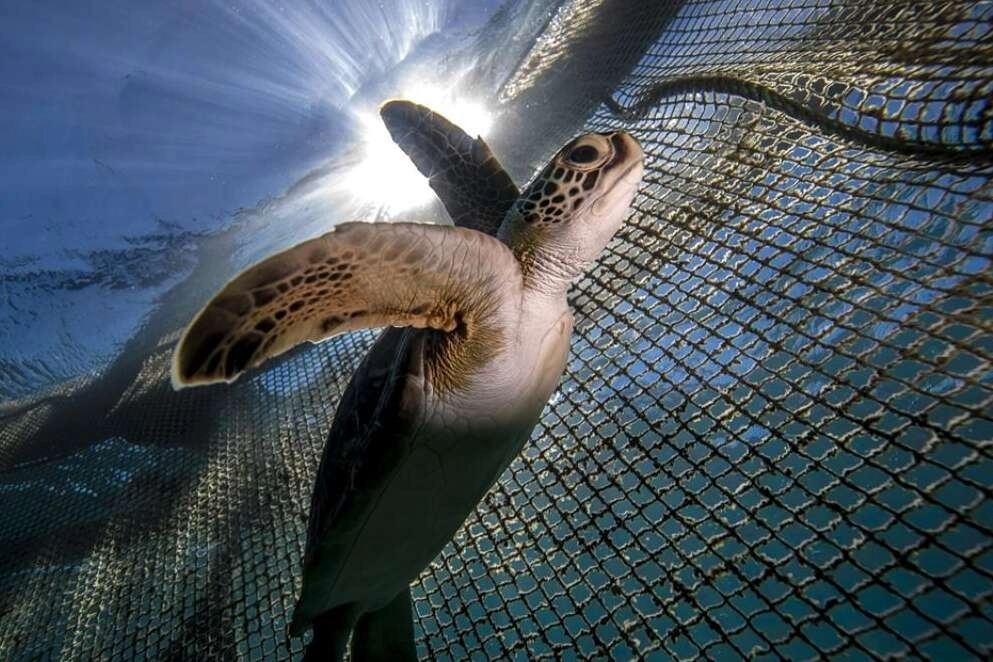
0,0,554,401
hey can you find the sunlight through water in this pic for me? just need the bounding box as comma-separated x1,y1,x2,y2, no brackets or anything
0,0,515,399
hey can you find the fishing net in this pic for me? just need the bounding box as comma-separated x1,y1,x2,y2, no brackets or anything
2,0,991,659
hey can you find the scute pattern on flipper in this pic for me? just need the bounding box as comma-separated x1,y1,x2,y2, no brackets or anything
380,100,520,237
172,222,521,388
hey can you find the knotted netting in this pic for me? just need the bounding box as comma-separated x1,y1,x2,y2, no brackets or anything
1,0,991,660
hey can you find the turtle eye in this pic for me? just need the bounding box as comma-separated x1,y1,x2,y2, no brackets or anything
569,144,599,164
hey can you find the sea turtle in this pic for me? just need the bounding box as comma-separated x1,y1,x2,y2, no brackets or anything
171,100,644,660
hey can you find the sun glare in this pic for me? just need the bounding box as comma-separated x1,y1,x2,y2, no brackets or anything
344,83,493,213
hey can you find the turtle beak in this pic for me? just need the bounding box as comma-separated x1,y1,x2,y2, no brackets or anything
608,132,644,178
590,133,643,218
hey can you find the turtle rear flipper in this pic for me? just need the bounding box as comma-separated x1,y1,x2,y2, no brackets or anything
171,221,522,388
351,589,417,661
298,604,357,662
294,590,415,662
380,99,519,237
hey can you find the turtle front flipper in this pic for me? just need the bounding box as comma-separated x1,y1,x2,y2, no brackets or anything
380,100,519,237
171,222,522,388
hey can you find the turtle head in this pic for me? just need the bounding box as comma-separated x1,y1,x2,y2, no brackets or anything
498,131,644,295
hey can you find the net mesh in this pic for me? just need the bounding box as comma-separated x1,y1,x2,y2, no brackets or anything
2,0,992,659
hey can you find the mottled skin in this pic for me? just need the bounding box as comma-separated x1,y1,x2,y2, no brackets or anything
380,100,519,236
171,101,644,660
